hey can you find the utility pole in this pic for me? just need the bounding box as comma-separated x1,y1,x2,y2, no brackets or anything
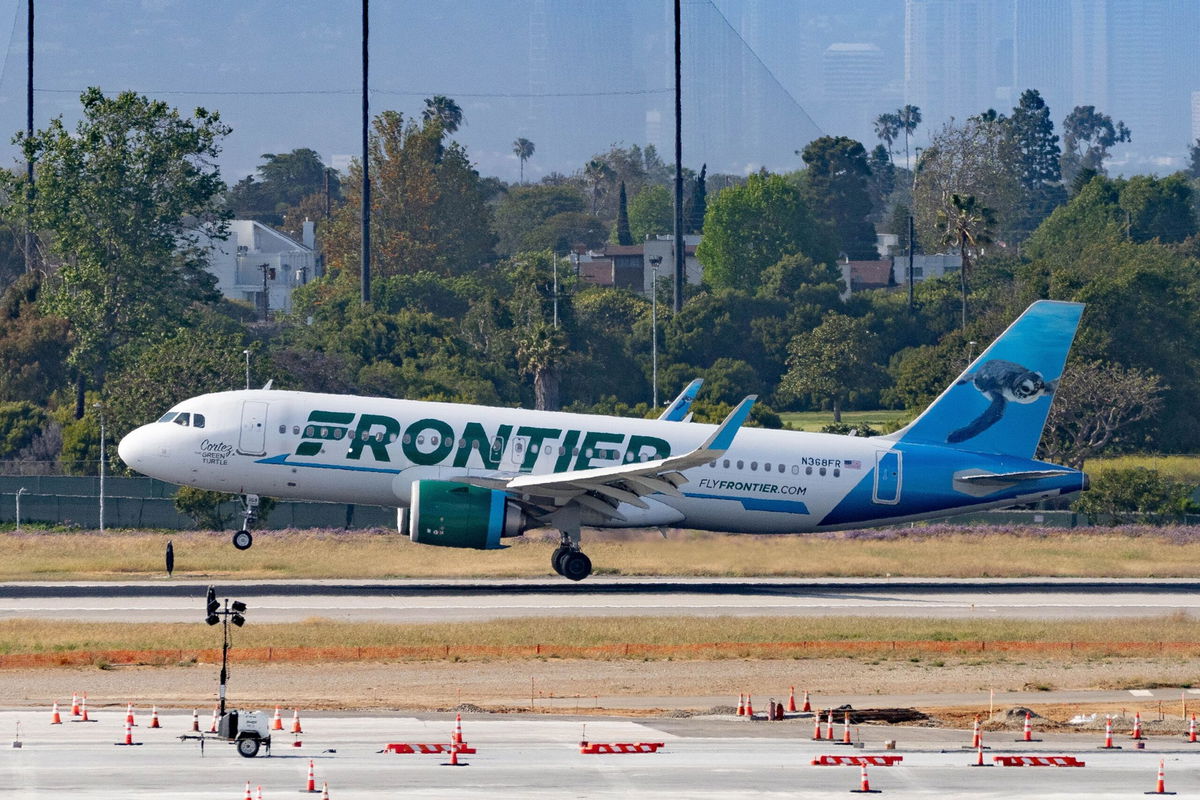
93,402,104,533
258,263,270,321
672,0,684,313
24,0,33,274
360,0,371,306
650,256,662,409
907,214,915,311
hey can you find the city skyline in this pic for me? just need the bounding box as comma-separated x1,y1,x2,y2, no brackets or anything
0,1,1192,183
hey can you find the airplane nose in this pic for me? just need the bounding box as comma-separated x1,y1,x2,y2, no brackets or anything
117,425,156,472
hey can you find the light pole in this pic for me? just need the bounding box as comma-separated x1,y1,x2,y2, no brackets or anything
649,256,662,408
93,402,104,533
205,587,247,716
552,253,558,329
15,487,26,532
243,349,250,390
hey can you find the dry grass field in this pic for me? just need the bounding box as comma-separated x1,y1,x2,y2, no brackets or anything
5,525,1200,581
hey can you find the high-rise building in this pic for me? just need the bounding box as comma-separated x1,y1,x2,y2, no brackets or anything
1105,0,1168,153
1191,91,1200,145
1013,0,1072,120
822,43,885,141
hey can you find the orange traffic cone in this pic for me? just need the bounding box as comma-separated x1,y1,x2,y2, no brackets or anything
256,787,263,800
838,711,853,745
745,695,753,718
968,739,993,767
787,687,797,713
125,703,136,727
321,781,330,799
802,690,812,713
453,713,464,745
1146,758,1175,795
1015,711,1040,742
736,693,744,716
1188,714,1196,743
1131,711,1144,740
242,781,252,800
271,705,283,730
813,713,823,740
971,716,981,748
70,692,80,716
826,709,835,740
149,705,161,729
850,762,881,793
304,759,317,793
1100,715,1120,749
209,704,219,733
115,719,141,746
50,702,62,725
77,694,92,722
291,709,304,734
191,708,199,732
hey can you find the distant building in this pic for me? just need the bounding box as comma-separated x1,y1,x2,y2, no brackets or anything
840,252,963,298
205,220,319,317
574,234,702,295
822,43,886,137
1192,90,1200,145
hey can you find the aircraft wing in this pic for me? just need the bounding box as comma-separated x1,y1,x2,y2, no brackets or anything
501,395,756,520
658,379,703,422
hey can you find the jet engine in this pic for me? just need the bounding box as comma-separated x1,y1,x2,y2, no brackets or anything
407,480,527,549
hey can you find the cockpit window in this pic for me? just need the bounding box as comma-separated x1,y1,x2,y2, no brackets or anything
173,413,191,427
193,414,205,429
157,412,178,423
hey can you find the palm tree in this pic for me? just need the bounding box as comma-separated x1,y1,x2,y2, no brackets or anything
874,112,901,164
898,104,922,170
584,158,614,215
512,138,535,183
517,321,568,411
938,193,996,332
422,95,463,134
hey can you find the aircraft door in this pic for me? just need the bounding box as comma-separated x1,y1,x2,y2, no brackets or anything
872,449,902,505
238,401,269,456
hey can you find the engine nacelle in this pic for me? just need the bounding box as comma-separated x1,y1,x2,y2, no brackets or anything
408,480,527,549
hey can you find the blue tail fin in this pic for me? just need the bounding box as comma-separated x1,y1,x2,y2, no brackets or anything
887,300,1084,457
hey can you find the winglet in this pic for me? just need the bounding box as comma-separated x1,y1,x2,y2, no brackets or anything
658,379,704,422
703,395,756,452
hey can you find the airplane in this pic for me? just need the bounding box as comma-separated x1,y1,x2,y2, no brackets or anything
118,300,1088,581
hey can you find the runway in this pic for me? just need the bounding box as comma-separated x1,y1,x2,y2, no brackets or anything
4,708,1200,799
1,578,1199,623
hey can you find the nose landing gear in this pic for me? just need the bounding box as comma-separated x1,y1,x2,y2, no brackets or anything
232,494,259,550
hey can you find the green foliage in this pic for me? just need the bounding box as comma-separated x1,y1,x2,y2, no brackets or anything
685,164,707,234
226,148,337,226
697,172,835,292
523,211,608,255
173,486,276,530
1061,104,1131,183
512,137,535,183
0,401,47,459
1006,89,1066,234
614,181,633,245
820,421,880,437
492,184,586,256
627,184,672,242
779,312,884,420
0,273,72,406
800,136,878,260
4,88,231,393
1072,467,1195,521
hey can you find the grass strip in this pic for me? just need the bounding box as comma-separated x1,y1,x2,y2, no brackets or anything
7,527,1200,580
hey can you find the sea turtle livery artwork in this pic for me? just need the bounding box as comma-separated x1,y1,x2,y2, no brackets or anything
947,359,1058,444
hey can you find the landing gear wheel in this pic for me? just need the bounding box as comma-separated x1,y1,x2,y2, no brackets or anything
232,530,253,551
236,737,260,758
560,551,592,582
551,546,571,575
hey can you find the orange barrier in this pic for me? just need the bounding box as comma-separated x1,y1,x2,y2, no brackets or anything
384,742,477,755
811,755,903,766
993,755,1085,767
7,640,1200,668
579,741,664,754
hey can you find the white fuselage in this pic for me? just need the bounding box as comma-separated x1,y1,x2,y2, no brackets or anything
118,389,1084,533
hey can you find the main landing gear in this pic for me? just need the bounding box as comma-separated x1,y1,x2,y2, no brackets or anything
232,494,259,551
551,532,592,582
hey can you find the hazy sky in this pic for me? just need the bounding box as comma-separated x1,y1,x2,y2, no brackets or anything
0,1,1191,183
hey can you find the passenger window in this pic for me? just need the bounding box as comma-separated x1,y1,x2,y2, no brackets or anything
293,426,300,435
193,414,205,428
544,445,552,454
404,434,413,444
279,425,286,434
173,413,190,427
750,461,757,471
305,426,314,437
778,464,785,473
723,459,730,468
834,468,841,477
805,466,812,475
736,460,744,470
374,432,384,442
791,465,799,475
157,412,177,423
417,435,425,445
515,441,524,453
430,435,440,447
335,429,345,440
819,467,827,476
458,439,467,449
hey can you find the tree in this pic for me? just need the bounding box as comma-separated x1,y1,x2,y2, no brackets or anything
227,148,338,227
1060,105,1131,183
780,312,882,421
800,136,878,260
912,116,1021,251
1039,360,1165,469
874,112,901,163
937,193,995,332
422,95,464,134
2,88,230,412
898,104,922,168
517,320,568,411
614,181,633,245
696,172,835,292
584,158,614,215
1118,174,1196,244
512,137,535,183
627,184,672,242
492,184,586,256
1007,89,1065,235
322,110,495,280
0,272,71,406
686,163,707,233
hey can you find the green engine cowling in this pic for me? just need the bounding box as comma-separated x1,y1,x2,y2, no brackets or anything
408,480,527,549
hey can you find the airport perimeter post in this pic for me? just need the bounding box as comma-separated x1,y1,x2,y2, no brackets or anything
94,402,104,532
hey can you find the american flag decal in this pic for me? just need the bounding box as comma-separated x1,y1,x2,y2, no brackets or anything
844,459,862,469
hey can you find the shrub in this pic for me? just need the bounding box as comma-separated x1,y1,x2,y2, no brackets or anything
1073,466,1197,522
